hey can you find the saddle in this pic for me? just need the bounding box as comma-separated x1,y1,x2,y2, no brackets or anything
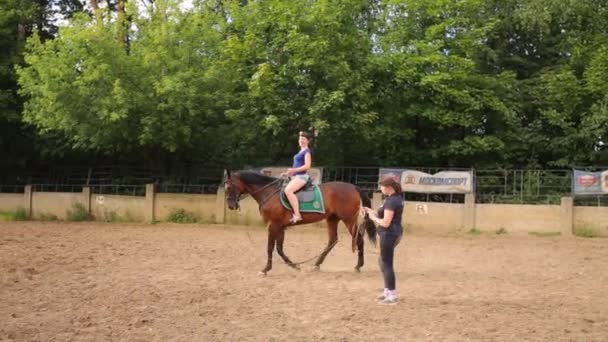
279,177,325,214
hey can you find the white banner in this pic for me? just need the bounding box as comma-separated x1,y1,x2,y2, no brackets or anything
574,169,608,195
259,167,323,185
379,168,473,194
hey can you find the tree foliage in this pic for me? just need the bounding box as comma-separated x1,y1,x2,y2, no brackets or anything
5,0,608,170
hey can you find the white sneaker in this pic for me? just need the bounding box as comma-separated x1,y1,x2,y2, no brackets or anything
377,297,398,305
376,288,388,300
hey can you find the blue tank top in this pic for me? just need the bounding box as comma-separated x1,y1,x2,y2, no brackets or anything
292,148,311,175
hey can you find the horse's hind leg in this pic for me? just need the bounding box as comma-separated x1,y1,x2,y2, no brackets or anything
355,223,365,272
313,217,339,271
345,219,364,272
276,228,299,270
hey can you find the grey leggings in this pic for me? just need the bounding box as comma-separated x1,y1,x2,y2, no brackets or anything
378,233,402,291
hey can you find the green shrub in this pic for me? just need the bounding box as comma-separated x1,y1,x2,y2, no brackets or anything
0,208,28,221
38,213,58,221
66,203,92,221
166,208,197,223
528,231,561,237
468,228,482,235
495,227,507,235
574,226,599,238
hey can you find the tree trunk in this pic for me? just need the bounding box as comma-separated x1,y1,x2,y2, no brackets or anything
117,0,130,52
89,0,103,27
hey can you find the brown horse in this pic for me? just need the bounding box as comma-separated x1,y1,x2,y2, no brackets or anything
224,170,376,275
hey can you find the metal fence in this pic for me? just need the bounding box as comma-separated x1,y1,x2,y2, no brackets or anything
474,169,572,205
32,184,84,193
321,166,471,204
322,167,577,205
1,166,607,206
156,184,219,194
0,185,25,193
0,165,224,195
91,185,146,196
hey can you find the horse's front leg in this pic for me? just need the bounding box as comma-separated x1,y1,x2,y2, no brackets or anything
276,228,299,270
260,227,276,276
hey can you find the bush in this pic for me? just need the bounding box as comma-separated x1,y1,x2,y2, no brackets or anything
102,210,121,222
0,208,28,221
38,213,58,221
66,203,92,221
528,231,561,237
102,210,137,222
468,228,482,235
166,208,198,223
574,226,599,238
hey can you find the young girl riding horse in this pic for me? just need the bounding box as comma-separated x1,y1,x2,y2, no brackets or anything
280,131,313,224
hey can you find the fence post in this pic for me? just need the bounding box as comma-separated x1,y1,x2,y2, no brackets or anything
464,193,476,231
560,196,574,236
24,185,33,218
82,186,91,215
215,186,226,224
372,191,382,210
145,184,155,223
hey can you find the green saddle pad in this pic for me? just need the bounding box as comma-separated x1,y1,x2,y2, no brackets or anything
280,184,326,214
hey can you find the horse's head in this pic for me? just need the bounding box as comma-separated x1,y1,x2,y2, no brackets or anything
224,170,247,210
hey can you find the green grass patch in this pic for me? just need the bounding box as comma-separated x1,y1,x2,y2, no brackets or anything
574,226,599,238
468,228,482,235
0,208,28,221
495,227,507,235
528,231,561,237
38,212,58,221
102,210,137,223
66,203,92,221
102,210,122,222
166,208,198,224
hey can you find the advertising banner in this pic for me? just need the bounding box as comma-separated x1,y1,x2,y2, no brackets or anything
573,169,608,195
378,168,473,193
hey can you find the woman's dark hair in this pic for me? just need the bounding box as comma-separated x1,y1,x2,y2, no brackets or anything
379,176,402,194
299,131,312,140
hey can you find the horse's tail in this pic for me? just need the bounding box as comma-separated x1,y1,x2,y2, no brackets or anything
357,187,377,246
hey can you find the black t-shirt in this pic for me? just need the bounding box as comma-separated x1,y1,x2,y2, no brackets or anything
376,193,404,236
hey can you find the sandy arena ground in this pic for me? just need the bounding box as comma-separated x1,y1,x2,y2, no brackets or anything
1,221,607,341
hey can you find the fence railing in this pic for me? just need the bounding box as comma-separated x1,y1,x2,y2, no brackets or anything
0,185,25,193
2,166,607,206
156,184,219,194
32,184,84,193
474,169,572,205
90,185,146,196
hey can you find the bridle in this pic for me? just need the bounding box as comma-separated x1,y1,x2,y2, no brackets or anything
225,175,286,210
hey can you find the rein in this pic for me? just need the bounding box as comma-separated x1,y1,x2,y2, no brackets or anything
291,240,338,266
233,176,285,209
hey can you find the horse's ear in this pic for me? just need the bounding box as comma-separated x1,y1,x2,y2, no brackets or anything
224,169,231,180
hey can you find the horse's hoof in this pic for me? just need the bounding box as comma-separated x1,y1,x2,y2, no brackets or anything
354,267,361,273
289,264,301,271
258,271,267,277
312,265,320,272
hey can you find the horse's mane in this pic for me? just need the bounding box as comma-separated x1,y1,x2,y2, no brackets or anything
235,170,278,185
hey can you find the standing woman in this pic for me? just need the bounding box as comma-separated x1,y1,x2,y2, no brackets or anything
281,131,313,224
363,177,404,305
